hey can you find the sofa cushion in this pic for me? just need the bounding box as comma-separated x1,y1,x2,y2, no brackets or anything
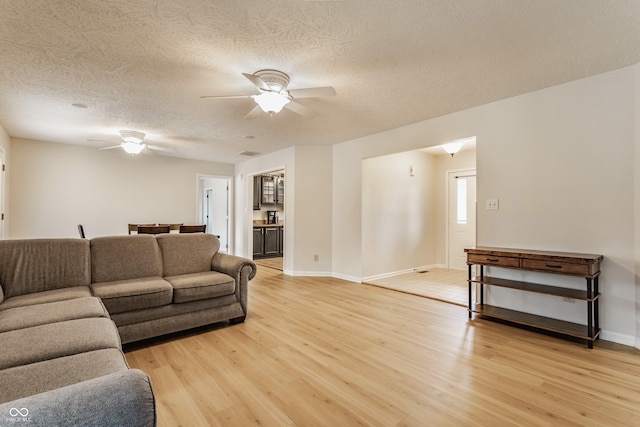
165,271,236,303
156,233,220,276
0,286,92,311
91,277,173,314
0,348,128,403
0,297,109,333
0,238,91,299
90,235,163,283
0,317,121,370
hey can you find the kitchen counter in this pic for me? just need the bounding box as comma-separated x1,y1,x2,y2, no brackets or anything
252,221,284,227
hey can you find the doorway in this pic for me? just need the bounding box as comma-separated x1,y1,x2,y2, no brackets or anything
447,169,476,270
198,176,231,253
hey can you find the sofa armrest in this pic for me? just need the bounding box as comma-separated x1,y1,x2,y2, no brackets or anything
211,253,257,314
0,369,156,427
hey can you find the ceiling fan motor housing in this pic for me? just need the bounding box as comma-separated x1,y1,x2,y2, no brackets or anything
254,69,290,92
119,129,146,143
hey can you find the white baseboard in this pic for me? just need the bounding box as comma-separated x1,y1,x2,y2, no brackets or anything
285,270,333,277
600,330,636,347
330,272,362,283
361,264,445,283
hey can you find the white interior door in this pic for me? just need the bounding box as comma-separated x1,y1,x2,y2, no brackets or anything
448,170,476,270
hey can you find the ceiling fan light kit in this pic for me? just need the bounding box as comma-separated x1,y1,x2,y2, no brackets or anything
122,140,145,154
253,91,291,114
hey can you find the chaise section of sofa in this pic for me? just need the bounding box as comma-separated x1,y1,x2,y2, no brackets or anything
0,238,156,426
0,369,156,427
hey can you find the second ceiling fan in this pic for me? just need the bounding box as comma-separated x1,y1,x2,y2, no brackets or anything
201,69,336,119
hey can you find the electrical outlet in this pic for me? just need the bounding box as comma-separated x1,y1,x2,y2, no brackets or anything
562,297,575,303
313,254,319,262
486,199,499,210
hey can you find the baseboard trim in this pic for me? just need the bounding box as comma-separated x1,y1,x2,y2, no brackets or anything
286,270,333,277
361,264,445,283
331,272,362,283
600,330,636,347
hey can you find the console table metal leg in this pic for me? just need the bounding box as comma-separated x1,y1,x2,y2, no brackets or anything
594,275,599,341
587,277,593,349
468,264,473,319
479,265,484,305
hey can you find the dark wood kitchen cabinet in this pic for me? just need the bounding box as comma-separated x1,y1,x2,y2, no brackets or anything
252,227,264,257
261,176,276,205
253,225,283,259
253,176,262,210
257,175,284,207
263,227,280,256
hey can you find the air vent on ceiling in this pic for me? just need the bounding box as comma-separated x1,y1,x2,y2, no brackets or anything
239,151,261,157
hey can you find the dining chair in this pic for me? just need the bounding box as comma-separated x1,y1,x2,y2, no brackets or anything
129,223,156,234
137,225,170,234
179,225,206,233
159,223,183,232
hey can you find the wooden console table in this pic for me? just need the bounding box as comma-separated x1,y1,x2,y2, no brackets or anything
465,247,603,348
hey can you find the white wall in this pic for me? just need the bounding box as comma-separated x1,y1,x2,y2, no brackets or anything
292,146,332,275
332,66,638,345
9,138,233,239
362,150,437,279
235,145,333,275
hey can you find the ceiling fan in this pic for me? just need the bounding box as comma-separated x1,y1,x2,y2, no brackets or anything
200,69,336,119
93,130,174,155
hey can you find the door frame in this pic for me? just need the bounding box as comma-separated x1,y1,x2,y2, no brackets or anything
0,148,5,240
196,174,232,253
445,168,477,269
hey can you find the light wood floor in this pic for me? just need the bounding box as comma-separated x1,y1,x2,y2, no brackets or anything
254,257,283,271
125,267,640,426
365,268,468,306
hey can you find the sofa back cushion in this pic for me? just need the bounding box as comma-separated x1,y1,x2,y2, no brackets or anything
156,233,220,276
0,239,91,299
90,235,163,283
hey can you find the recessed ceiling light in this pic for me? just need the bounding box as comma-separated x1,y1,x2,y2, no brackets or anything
71,103,88,108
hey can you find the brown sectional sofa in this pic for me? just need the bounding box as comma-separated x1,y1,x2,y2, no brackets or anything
0,233,256,426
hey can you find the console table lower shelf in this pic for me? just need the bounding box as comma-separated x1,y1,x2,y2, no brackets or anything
469,304,601,343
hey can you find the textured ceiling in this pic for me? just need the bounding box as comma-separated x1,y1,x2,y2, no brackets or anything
1,0,640,163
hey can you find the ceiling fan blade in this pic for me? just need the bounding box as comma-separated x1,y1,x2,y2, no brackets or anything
242,73,270,91
284,100,317,118
98,145,123,150
200,94,253,99
147,144,175,153
288,86,336,98
244,104,263,120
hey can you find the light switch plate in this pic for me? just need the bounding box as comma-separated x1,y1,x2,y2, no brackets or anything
486,199,499,210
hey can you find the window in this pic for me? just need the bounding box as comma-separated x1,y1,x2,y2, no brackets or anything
457,178,467,224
